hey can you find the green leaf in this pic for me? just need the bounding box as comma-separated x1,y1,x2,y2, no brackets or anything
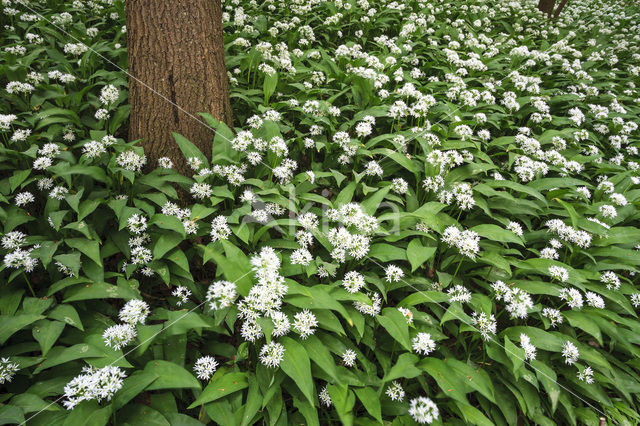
382,353,422,383
113,371,160,410
32,320,65,356
368,243,407,262
471,224,524,246
377,308,411,351
172,132,208,166
418,357,468,403
149,214,186,238
152,231,184,259
301,335,340,383
280,336,315,405
63,281,139,303
53,252,82,277
188,371,248,408
263,71,278,103
48,304,83,331
65,238,102,267
327,384,355,426
406,239,436,272
144,360,201,391
0,314,44,344
354,387,382,423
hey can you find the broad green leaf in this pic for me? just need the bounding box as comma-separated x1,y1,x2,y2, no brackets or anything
0,314,44,345
144,360,201,391
188,371,248,408
65,238,102,267
113,370,160,410
472,224,524,246
32,320,65,356
354,387,382,423
377,308,411,351
280,336,315,405
172,132,208,166
406,239,436,272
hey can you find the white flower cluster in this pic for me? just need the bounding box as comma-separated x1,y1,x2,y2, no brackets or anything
103,299,149,349
442,225,481,259
408,396,439,424
545,219,592,248
0,357,19,384
206,280,237,310
491,281,533,319
63,366,126,409
471,311,497,341
193,356,218,380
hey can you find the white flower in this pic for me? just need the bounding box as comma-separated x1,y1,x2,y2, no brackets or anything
409,396,439,424
599,204,617,219
507,221,523,236
600,271,620,290
442,226,481,258
562,341,579,365
519,334,536,361
193,356,218,380
127,214,147,234
210,216,231,241
385,265,404,283
585,292,605,309
14,192,35,207
99,84,119,105
385,381,405,401
548,266,569,282
471,311,497,341
190,183,213,199
158,157,173,168
172,286,192,305
577,366,594,384
559,287,583,309
391,178,408,194
293,309,317,339
354,292,382,316
290,248,312,266
1,231,27,250
63,366,126,410
412,332,436,355
342,271,365,293
342,349,357,367
319,385,332,406
206,280,237,310
542,307,563,327
0,358,19,384
447,285,472,304
131,246,153,265
103,324,136,350
259,342,285,368
119,300,150,325
116,151,147,172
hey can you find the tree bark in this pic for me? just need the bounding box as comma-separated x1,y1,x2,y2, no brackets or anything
553,0,569,18
537,0,556,17
126,0,233,175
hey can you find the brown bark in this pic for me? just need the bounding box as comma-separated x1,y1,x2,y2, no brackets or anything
537,0,556,17
126,0,233,175
552,0,569,18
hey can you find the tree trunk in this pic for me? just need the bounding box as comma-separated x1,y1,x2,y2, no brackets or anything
553,0,569,18
126,0,233,175
537,0,556,17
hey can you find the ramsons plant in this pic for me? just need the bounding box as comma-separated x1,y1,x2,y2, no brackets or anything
2,0,640,424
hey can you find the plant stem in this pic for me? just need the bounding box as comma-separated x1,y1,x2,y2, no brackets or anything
452,257,464,280
23,273,35,297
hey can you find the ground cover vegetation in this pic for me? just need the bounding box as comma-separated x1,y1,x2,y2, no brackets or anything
1,0,640,424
